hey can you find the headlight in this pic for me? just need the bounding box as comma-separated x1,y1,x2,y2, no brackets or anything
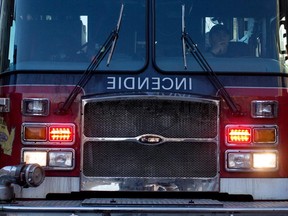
22,148,75,170
253,153,277,169
48,151,73,168
227,152,252,169
226,150,278,171
23,151,47,166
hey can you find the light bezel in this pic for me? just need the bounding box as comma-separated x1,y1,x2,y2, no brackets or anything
21,98,50,116
225,125,278,146
225,150,279,172
251,100,278,118
21,148,75,170
22,123,75,145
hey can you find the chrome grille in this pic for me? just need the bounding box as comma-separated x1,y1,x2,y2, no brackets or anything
81,96,219,191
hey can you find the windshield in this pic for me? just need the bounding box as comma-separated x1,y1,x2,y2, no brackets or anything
9,0,146,71
155,0,283,73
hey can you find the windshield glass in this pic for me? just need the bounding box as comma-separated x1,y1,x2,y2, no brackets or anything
9,0,146,71
155,0,283,73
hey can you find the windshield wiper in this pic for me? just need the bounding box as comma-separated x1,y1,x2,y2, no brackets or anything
55,4,124,115
181,5,243,116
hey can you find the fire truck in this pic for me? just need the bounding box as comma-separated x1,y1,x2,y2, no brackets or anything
1,0,288,215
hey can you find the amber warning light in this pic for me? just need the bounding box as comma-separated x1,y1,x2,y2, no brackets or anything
49,126,73,142
227,128,251,144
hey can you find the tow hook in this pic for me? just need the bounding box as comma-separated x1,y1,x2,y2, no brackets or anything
0,163,45,201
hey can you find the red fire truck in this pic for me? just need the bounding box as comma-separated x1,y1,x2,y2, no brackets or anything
1,0,288,215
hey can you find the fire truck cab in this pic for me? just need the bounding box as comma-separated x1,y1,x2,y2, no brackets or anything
1,0,288,215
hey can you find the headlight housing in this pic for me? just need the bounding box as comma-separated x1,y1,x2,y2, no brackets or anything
22,148,75,170
226,150,278,171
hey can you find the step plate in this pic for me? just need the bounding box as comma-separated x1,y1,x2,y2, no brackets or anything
82,198,223,208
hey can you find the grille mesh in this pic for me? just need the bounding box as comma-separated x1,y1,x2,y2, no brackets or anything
83,141,217,178
82,98,219,180
84,99,217,138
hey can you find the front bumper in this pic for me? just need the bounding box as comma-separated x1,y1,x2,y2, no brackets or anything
2,199,288,215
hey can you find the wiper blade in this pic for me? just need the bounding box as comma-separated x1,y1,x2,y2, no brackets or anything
181,5,187,70
107,4,124,66
55,4,124,115
181,5,243,116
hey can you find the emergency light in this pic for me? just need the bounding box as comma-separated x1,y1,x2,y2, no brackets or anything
227,128,251,144
49,127,73,142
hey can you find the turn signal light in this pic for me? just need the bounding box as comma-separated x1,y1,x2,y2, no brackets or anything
254,128,276,143
24,126,47,141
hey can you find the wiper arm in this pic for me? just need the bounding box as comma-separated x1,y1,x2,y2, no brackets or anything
55,4,124,115
181,5,243,116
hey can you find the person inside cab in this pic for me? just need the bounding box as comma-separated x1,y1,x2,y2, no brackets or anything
209,24,230,57
209,24,250,57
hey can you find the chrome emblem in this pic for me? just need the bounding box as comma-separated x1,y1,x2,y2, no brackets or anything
138,134,164,145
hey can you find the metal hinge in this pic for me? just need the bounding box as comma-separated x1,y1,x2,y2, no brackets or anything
0,98,10,112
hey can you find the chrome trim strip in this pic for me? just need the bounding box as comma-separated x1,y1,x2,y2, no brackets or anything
4,202,288,213
82,136,218,143
81,175,219,191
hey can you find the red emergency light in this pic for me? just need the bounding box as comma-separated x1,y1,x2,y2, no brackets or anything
227,127,252,144
49,126,73,142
